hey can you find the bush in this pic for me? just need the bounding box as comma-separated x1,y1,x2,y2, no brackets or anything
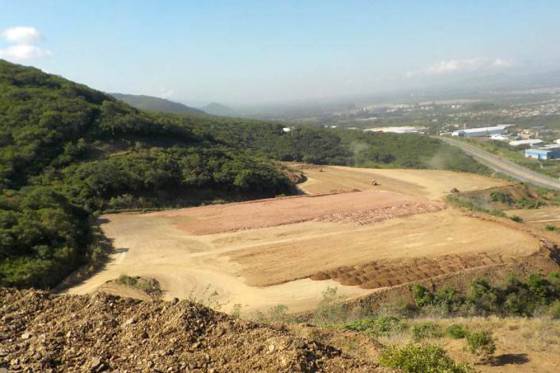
446,324,468,339
467,278,499,315
545,224,557,231
411,284,434,308
548,300,560,319
312,287,347,325
510,215,523,223
379,343,474,373
411,322,444,340
466,330,496,361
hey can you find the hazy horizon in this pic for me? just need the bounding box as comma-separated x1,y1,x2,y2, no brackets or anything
2,0,560,106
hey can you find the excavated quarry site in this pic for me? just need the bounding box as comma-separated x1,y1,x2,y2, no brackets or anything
66,165,547,313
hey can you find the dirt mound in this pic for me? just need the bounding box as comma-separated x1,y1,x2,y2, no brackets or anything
0,289,382,372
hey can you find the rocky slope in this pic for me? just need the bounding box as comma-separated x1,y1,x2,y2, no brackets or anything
0,289,382,372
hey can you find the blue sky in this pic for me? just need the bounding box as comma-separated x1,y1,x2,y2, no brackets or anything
1,0,559,105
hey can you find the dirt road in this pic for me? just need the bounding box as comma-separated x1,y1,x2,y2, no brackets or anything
440,137,560,191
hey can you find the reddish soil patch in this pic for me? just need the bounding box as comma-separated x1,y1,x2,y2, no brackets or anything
153,190,444,235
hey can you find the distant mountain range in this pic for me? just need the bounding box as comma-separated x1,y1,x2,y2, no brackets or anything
201,102,238,117
111,93,206,115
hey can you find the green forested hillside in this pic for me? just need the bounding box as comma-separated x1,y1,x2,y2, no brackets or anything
111,93,206,115
185,118,489,173
0,60,486,289
0,60,293,288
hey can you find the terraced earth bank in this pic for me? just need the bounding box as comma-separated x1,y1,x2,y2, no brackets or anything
65,165,547,313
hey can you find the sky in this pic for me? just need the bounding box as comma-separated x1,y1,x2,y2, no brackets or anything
1,0,560,106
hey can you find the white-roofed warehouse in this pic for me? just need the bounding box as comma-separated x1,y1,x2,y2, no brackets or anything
451,125,511,138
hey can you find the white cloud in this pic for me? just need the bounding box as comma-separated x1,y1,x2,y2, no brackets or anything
407,57,513,77
0,26,51,62
1,26,42,44
0,44,51,61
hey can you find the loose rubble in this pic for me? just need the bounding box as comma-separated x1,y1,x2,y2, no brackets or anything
0,289,382,372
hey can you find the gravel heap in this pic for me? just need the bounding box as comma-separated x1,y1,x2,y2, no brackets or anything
0,288,381,372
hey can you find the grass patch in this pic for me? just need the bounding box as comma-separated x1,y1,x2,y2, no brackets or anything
343,316,407,337
446,324,468,339
411,321,444,340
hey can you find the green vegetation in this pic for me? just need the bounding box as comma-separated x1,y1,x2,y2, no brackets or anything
194,121,490,173
115,274,161,297
411,273,560,317
465,330,496,362
447,183,559,219
446,324,468,339
379,343,474,373
111,93,205,115
343,316,407,337
411,322,444,341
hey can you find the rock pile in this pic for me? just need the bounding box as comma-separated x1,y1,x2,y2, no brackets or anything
0,289,381,372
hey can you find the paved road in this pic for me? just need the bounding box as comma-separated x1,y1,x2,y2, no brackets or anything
440,136,560,191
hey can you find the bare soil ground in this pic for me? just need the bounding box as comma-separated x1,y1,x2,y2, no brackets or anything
228,210,537,287
151,190,443,235
293,164,507,199
65,165,541,314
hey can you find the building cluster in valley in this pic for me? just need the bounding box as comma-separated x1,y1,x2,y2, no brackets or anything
446,124,560,160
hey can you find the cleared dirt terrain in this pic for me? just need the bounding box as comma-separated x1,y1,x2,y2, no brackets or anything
66,165,541,313
296,164,508,199
505,207,560,229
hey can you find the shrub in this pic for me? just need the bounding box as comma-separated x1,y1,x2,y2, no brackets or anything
411,322,444,340
467,278,499,314
545,224,557,231
490,191,513,205
313,287,347,324
379,343,474,373
466,330,496,361
548,300,560,319
446,324,468,339
510,215,523,223
117,274,138,287
434,287,464,314
411,284,434,307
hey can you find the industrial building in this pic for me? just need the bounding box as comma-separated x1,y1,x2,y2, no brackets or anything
524,145,560,160
451,125,510,138
364,126,426,134
509,139,543,147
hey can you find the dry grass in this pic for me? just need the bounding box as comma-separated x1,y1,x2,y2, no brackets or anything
289,316,560,373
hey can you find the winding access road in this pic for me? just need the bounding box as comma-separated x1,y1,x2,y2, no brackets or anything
440,136,560,191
